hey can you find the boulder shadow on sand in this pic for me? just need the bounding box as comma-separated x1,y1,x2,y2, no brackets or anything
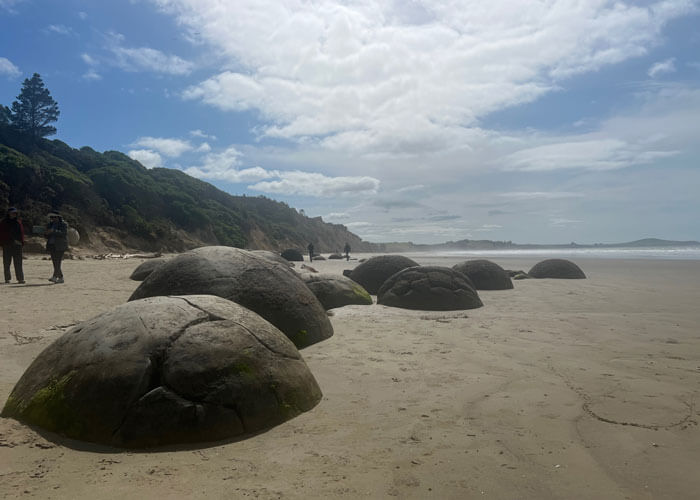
1,295,322,449
528,259,586,279
129,246,333,349
377,266,483,311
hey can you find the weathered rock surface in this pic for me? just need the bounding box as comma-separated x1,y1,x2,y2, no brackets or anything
528,259,586,279
129,258,169,281
300,273,373,309
328,254,343,260
348,255,419,294
129,246,333,348
453,259,513,290
281,249,304,262
250,250,293,267
1,295,322,448
377,266,483,311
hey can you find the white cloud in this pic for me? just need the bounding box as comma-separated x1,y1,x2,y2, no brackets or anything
0,0,24,12
83,69,102,81
81,53,98,66
128,149,163,169
46,24,74,36
160,0,695,155
0,57,20,77
132,136,193,157
499,192,583,200
107,33,193,75
195,142,211,153
501,139,679,172
250,171,380,197
189,129,217,140
648,57,676,77
77,11,87,20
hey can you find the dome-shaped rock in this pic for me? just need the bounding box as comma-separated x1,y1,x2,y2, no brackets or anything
453,259,513,290
301,273,372,309
130,258,169,281
281,249,304,262
67,227,80,246
129,246,333,348
328,254,343,260
250,250,293,267
377,266,483,311
528,259,586,279
348,255,419,294
1,295,322,448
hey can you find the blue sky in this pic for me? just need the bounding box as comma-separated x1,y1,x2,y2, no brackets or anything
1,0,699,244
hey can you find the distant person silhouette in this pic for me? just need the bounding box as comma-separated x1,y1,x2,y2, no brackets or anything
344,242,351,261
46,212,68,284
307,242,314,262
0,207,25,284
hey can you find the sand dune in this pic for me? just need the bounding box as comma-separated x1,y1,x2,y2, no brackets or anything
1,254,699,499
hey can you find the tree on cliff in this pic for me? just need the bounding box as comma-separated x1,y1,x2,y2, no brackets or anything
10,73,60,139
0,104,11,124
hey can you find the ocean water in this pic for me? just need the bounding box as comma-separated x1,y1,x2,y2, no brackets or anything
405,246,700,261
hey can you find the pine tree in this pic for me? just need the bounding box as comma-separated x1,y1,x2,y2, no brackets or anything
10,73,60,139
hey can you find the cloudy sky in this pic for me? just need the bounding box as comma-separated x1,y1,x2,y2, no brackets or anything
1,0,699,244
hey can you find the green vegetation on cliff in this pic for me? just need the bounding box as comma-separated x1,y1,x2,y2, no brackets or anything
0,124,373,253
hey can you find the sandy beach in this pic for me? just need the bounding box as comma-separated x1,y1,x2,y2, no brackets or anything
1,253,699,499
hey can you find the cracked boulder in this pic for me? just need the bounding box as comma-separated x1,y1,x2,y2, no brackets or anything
129,258,169,281
348,255,419,294
452,259,513,290
528,259,586,279
1,295,322,448
129,246,333,349
378,266,483,311
300,273,373,309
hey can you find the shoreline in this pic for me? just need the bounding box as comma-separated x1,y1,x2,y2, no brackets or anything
1,253,699,498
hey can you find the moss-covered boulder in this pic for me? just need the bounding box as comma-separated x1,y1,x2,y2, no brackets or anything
377,266,483,311
300,273,372,309
528,259,586,279
453,259,513,290
348,255,419,294
129,258,169,281
129,246,333,349
1,295,322,448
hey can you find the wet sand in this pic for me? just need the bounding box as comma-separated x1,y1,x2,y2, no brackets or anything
1,253,699,499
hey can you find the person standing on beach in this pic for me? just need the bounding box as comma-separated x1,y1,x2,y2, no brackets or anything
307,242,314,262
0,207,25,284
344,242,351,261
45,212,68,284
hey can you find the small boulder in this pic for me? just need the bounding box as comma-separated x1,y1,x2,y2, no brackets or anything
250,250,293,267
348,255,419,294
328,254,343,260
1,295,322,448
301,273,373,309
529,259,586,279
281,249,304,262
129,246,333,348
67,227,80,246
129,258,169,281
453,259,513,290
377,266,483,311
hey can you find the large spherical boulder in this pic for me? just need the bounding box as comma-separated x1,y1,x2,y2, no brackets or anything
250,250,293,267
301,273,372,309
377,266,483,311
348,255,419,294
281,249,304,262
453,259,513,290
129,246,333,348
1,295,322,448
129,258,169,281
67,227,80,246
528,259,586,279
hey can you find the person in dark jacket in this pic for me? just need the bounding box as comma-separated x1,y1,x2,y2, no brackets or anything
45,212,68,284
344,242,351,261
0,207,25,284
307,242,314,262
